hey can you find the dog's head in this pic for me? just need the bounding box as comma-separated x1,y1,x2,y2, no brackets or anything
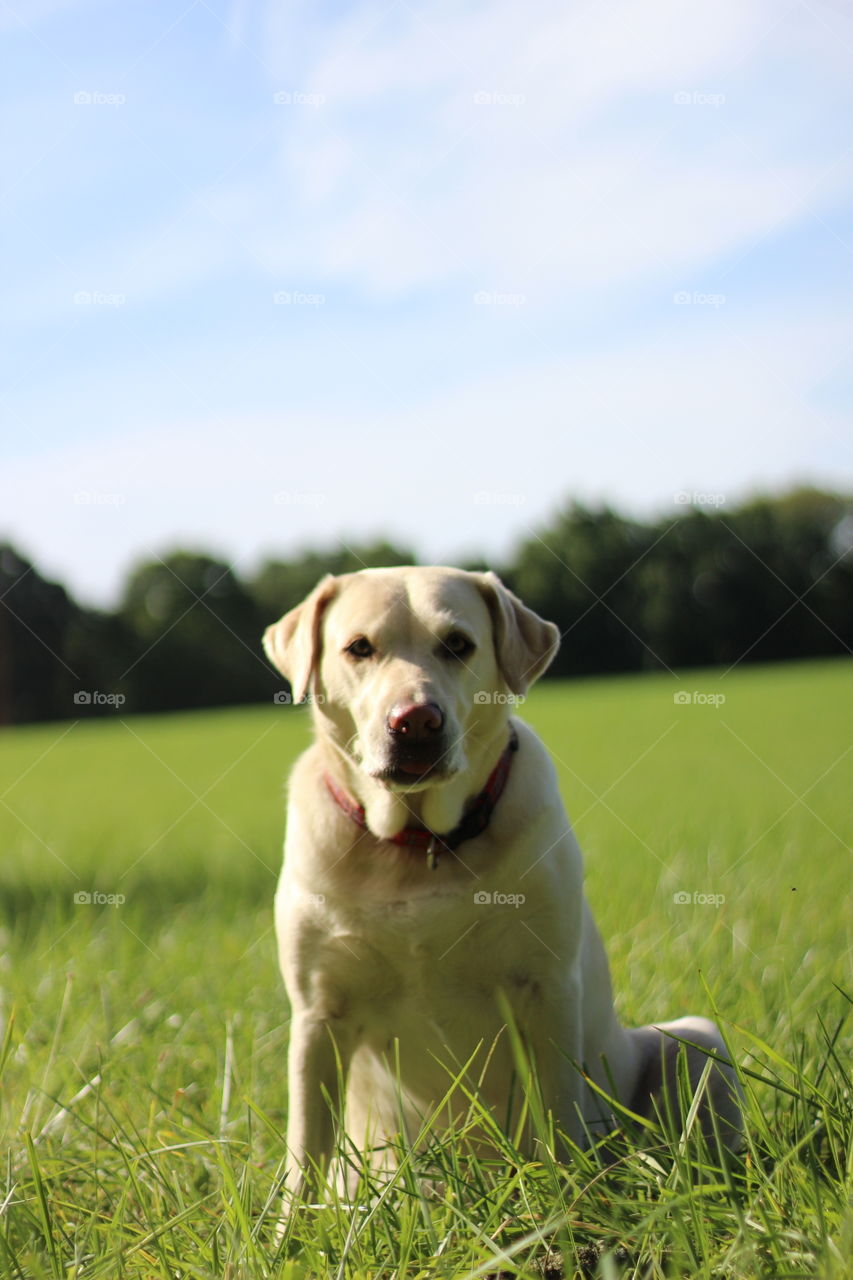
263,567,559,792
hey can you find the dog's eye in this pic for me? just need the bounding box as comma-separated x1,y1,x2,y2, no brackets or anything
443,631,474,659
345,637,374,659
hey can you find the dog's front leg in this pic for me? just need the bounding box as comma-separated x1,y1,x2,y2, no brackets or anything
540,975,586,1153
504,969,586,1155
283,1011,351,1210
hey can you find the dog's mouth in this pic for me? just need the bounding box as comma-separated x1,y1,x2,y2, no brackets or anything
372,754,455,789
395,758,439,776
356,725,462,790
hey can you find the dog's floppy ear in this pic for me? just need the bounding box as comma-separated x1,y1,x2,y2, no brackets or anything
477,571,560,695
262,574,339,703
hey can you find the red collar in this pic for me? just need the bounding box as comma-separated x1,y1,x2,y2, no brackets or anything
323,727,519,870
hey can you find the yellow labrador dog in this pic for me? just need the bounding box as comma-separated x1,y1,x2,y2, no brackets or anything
263,567,741,1205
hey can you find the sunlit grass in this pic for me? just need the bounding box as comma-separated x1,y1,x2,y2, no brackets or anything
1,659,850,1277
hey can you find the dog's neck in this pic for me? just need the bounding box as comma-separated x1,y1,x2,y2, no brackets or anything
321,723,514,841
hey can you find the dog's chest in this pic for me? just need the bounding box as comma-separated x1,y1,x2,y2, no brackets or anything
316,883,542,1021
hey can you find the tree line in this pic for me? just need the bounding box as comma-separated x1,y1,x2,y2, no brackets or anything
1,487,850,725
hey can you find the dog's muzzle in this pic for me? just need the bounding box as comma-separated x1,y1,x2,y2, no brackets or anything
382,700,449,782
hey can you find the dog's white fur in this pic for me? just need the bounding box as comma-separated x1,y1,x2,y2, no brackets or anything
263,567,741,1203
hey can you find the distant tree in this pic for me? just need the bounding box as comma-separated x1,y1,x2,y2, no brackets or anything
65,609,137,709
0,545,83,724
505,505,655,675
633,510,729,669
508,488,853,676
251,539,416,625
117,552,273,714
711,489,853,663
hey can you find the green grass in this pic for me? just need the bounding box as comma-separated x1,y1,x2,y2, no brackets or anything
0,660,851,1278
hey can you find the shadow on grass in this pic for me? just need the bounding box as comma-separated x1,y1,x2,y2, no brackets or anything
0,859,277,933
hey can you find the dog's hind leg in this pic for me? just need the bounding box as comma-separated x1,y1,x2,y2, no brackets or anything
625,1015,744,1151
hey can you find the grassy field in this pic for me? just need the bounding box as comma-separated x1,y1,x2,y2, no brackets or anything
0,660,850,1278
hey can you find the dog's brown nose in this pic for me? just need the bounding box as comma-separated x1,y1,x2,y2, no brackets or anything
387,702,444,739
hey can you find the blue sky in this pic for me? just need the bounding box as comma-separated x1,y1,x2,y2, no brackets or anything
1,0,852,605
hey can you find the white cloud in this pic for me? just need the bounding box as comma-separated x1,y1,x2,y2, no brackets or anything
302,0,763,109
247,0,852,296
8,0,852,322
